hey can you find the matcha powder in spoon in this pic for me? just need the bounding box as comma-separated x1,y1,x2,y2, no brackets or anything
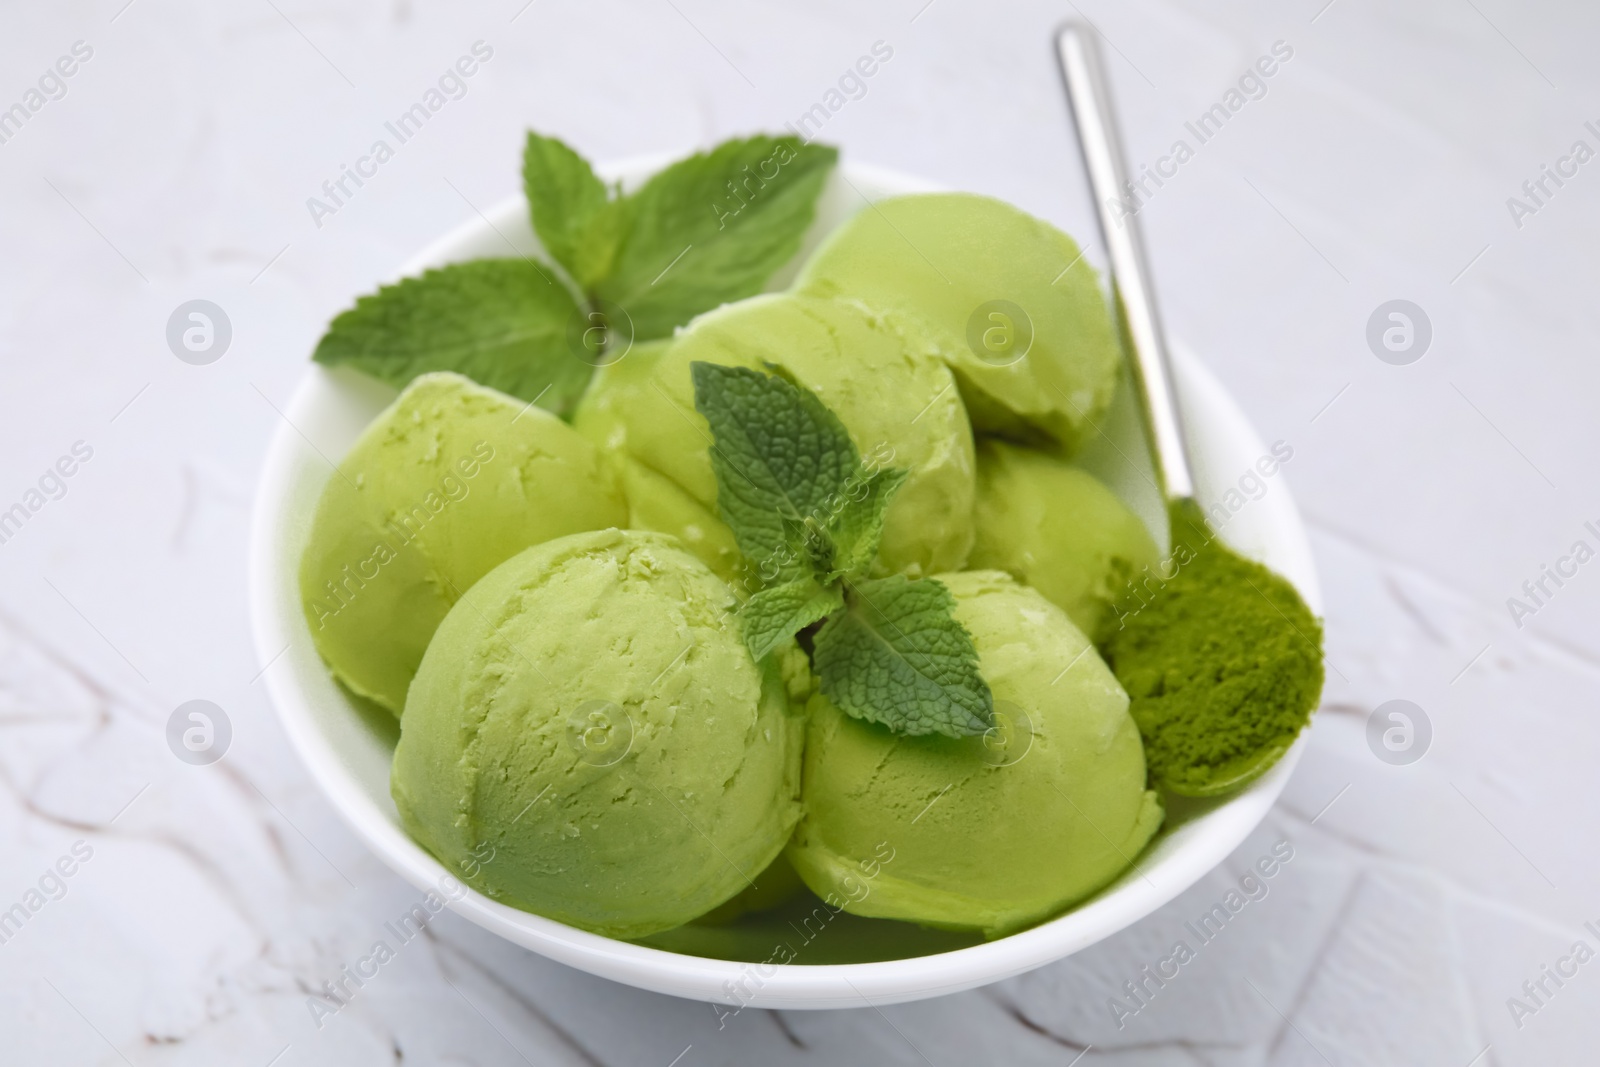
1104,500,1325,797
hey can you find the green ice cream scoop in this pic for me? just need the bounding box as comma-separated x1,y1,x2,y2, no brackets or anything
795,192,1120,451
298,372,626,715
573,340,745,583
968,439,1159,642
571,293,976,581
786,570,1162,938
391,529,807,939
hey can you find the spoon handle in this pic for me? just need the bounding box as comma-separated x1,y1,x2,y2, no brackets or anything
1056,24,1195,505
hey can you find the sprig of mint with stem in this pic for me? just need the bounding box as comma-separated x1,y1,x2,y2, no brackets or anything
692,362,994,739
311,131,838,417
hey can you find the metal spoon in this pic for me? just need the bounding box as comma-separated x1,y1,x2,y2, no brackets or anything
1056,24,1324,797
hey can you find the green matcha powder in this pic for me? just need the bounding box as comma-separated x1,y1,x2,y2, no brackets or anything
1103,501,1325,797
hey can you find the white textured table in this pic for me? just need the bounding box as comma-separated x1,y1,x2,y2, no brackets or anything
2,1,1596,1063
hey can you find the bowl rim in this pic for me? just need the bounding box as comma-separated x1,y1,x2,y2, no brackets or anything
249,157,1317,1010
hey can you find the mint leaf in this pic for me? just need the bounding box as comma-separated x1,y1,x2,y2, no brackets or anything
691,362,860,576
312,260,591,416
522,131,628,290
595,136,838,340
828,467,907,580
813,576,993,737
742,579,843,662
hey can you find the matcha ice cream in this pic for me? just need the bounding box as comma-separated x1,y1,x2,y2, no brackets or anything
787,570,1162,937
796,193,1121,450
693,852,808,926
573,341,745,582
391,529,806,939
299,372,626,714
572,293,975,580
969,439,1159,642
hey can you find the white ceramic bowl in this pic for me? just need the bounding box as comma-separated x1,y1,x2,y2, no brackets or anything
249,159,1320,1010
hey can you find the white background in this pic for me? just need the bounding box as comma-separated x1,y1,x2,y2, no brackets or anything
2,0,1597,1063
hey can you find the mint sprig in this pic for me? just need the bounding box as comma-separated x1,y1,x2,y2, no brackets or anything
312,130,837,418
691,361,993,739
